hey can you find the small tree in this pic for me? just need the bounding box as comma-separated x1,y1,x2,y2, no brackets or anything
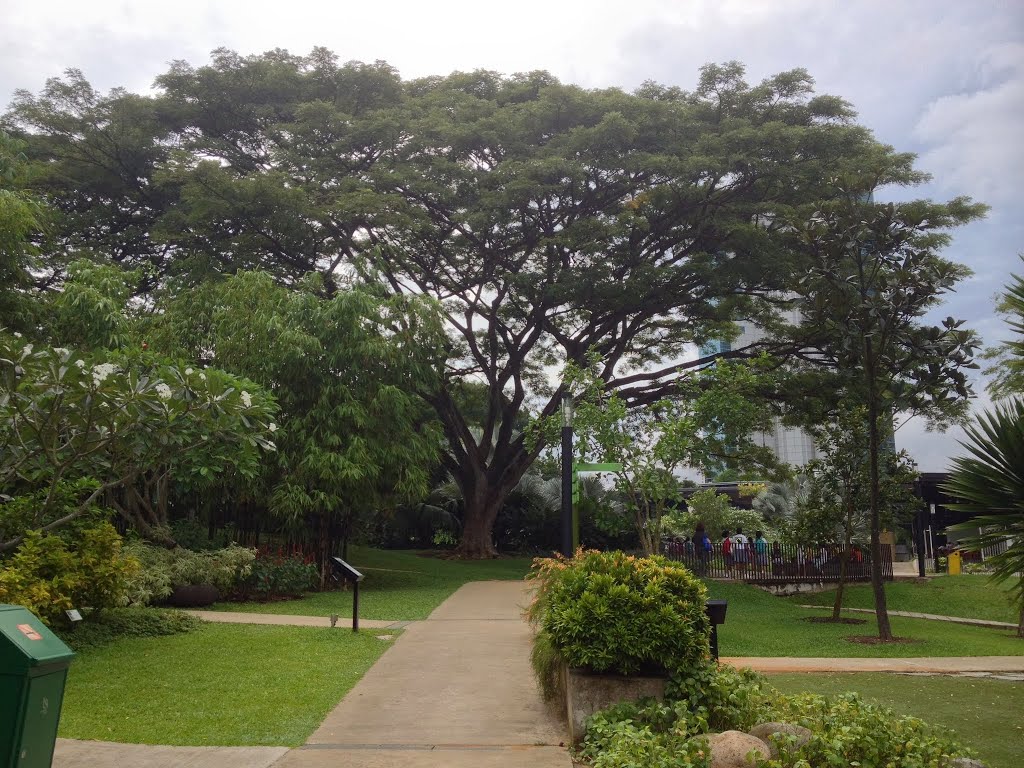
787,188,984,640
565,358,779,554
796,406,918,619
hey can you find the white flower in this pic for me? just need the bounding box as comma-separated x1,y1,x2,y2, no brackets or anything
240,391,252,408
199,373,207,381
268,422,278,433
155,383,173,401
75,359,87,369
53,347,69,355
91,362,118,385
22,344,33,355
13,332,22,338
185,368,194,375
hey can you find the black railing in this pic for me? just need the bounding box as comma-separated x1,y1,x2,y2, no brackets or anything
662,541,894,583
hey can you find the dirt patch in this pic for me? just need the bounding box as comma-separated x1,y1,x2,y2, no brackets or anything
802,616,867,625
845,635,922,645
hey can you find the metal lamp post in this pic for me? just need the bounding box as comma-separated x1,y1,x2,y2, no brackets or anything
561,392,574,558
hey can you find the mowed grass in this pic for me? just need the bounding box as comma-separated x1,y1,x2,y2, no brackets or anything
767,673,1024,768
791,574,1020,624
215,547,534,620
59,623,394,746
705,580,1024,658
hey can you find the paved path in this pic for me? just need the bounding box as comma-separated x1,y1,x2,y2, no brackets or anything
273,580,571,768
54,741,288,768
184,609,413,630
797,604,1019,630
723,656,1024,673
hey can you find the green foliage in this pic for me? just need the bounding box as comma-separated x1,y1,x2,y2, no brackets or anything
666,489,778,542
146,270,445,558
666,660,776,733
47,259,140,350
982,256,1024,400
527,550,710,676
944,398,1024,634
529,628,565,704
762,692,965,767
55,607,202,652
237,549,318,600
0,522,139,624
0,130,45,331
122,543,255,604
580,663,970,768
0,335,277,545
559,356,781,554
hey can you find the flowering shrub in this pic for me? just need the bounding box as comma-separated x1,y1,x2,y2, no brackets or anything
527,549,710,677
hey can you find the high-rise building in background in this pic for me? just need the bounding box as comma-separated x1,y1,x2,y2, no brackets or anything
701,311,820,480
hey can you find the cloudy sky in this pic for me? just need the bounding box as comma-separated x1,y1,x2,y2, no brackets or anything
3,0,1022,470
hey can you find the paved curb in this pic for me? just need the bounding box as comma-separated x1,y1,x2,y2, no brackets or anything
722,655,1024,673
797,605,1019,630
54,740,288,768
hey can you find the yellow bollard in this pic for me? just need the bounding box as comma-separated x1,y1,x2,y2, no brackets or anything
948,550,962,575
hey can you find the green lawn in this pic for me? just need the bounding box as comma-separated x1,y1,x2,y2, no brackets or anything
790,574,1020,624
215,547,534,620
59,623,394,746
767,673,1024,768
705,580,1024,658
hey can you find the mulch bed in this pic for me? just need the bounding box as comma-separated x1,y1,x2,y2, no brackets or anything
845,635,922,645
802,616,867,625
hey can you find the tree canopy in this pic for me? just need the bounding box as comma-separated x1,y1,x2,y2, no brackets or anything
3,49,974,556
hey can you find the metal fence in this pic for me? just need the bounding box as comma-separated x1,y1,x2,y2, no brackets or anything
661,541,894,583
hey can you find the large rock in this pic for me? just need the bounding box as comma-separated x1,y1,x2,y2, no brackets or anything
702,731,771,768
748,722,813,758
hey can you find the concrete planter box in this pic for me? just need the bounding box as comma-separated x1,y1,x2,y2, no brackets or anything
563,665,667,744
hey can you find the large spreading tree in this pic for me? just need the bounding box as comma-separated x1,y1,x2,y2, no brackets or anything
6,50,951,556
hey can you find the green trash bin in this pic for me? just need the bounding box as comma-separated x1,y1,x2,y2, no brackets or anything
0,605,75,768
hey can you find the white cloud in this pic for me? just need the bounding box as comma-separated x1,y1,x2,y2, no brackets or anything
913,43,1024,206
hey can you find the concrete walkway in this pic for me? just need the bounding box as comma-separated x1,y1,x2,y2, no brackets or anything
274,580,571,768
54,741,288,768
184,609,413,630
797,604,1020,630
723,656,1024,674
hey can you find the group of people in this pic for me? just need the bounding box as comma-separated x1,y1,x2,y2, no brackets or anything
663,523,867,579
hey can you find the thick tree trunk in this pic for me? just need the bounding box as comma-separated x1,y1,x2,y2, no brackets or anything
456,475,507,561
867,387,894,641
1017,602,1024,639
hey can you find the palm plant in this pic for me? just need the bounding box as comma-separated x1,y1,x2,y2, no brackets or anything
943,398,1024,637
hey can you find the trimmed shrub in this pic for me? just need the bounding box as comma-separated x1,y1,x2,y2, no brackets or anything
527,550,710,677
55,607,203,652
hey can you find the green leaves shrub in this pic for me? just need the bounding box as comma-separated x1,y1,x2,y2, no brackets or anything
0,522,139,624
236,548,318,599
528,550,710,676
55,607,202,652
123,543,255,604
579,663,972,768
